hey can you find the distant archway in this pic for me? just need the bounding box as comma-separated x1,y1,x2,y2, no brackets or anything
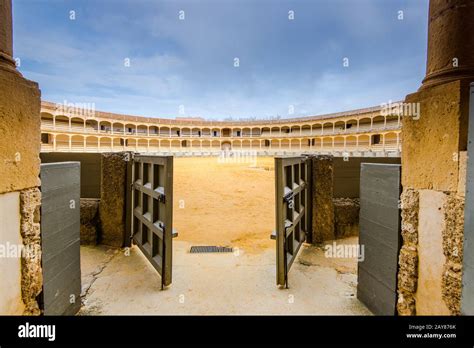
221,141,232,151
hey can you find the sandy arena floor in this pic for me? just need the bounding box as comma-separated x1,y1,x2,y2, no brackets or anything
172,156,275,253
79,157,371,315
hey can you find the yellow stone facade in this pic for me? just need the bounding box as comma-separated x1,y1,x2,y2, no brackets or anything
40,101,402,155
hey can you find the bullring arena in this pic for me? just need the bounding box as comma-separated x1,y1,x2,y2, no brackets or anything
39,101,402,155
38,101,399,314
2,0,474,321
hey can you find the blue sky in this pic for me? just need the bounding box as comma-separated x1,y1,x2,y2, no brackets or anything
13,0,429,120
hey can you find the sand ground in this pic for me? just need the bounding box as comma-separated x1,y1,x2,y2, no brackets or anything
172,156,275,253
79,157,371,315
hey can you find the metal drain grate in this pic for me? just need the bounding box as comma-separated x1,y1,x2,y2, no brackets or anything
190,246,233,253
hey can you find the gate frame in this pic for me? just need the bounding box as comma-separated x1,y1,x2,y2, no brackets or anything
130,154,174,289
274,156,313,288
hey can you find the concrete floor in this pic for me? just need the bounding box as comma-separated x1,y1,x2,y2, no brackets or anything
79,237,372,315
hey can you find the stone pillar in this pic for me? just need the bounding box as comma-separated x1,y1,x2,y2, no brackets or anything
311,155,335,243
0,0,42,315
397,0,474,315
99,152,130,247
0,0,16,72
422,0,474,88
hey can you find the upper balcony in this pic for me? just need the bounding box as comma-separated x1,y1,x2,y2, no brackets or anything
41,112,401,139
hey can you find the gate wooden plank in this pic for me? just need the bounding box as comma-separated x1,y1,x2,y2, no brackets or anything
131,155,173,288
275,156,311,287
357,163,401,315
40,162,81,315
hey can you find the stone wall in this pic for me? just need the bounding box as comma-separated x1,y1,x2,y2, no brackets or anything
397,189,419,315
80,198,100,245
0,69,41,194
402,81,465,192
442,193,465,314
41,153,129,248
19,188,42,315
311,156,369,242
0,192,24,314
398,80,470,315
99,152,129,247
333,198,359,239
311,155,335,242
0,7,42,314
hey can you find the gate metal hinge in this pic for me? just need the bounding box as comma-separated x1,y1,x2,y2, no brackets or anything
158,193,166,203
283,191,294,202
270,221,293,240
157,222,178,238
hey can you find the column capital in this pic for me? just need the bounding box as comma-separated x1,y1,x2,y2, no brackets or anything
421,0,474,88
0,0,18,72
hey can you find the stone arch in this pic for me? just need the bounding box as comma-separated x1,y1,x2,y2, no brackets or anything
281,139,290,149
221,141,232,151
100,137,113,152
334,121,345,132
112,122,125,134
149,125,159,136
346,135,357,149
202,140,211,149
191,140,201,149
322,122,333,135
160,127,170,136
41,112,54,128
86,136,99,151
71,135,84,151
372,115,385,129
334,136,345,150
55,115,70,130
301,125,311,135
312,123,322,135
346,119,358,131
290,139,300,150
99,120,112,133
149,139,159,151
55,134,69,151
137,125,148,135
358,117,371,131
322,137,333,150
71,116,85,133
211,140,220,149
113,137,123,149
271,139,280,148
358,135,370,149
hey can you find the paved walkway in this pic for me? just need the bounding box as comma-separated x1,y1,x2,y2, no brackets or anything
79,237,371,315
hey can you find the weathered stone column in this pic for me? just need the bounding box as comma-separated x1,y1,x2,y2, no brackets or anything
99,152,130,247
397,0,474,315
0,0,42,315
422,0,474,88
311,155,335,243
0,0,16,72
